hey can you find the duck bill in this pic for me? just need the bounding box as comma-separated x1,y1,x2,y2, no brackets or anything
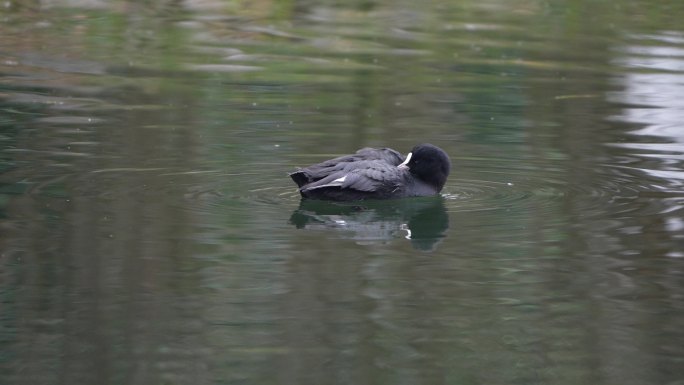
397,152,412,170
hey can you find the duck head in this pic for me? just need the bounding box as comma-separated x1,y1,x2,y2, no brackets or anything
398,143,451,192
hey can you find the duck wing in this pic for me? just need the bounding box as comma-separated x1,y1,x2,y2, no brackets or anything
299,161,404,200
290,147,404,188
354,147,404,165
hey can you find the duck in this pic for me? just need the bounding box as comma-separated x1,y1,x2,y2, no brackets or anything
290,143,450,201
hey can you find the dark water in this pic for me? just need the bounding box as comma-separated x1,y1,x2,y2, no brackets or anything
1,1,684,384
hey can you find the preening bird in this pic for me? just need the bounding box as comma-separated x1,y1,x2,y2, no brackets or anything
290,143,450,201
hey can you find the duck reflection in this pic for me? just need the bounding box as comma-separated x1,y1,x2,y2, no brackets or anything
289,197,449,251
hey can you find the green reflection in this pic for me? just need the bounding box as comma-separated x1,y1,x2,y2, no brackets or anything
1,1,683,385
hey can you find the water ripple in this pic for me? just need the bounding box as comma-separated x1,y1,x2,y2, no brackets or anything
606,30,684,210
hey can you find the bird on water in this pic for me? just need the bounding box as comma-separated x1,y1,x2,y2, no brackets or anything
290,143,450,201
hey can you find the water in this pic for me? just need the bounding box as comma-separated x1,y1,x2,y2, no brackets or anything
1,1,684,384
